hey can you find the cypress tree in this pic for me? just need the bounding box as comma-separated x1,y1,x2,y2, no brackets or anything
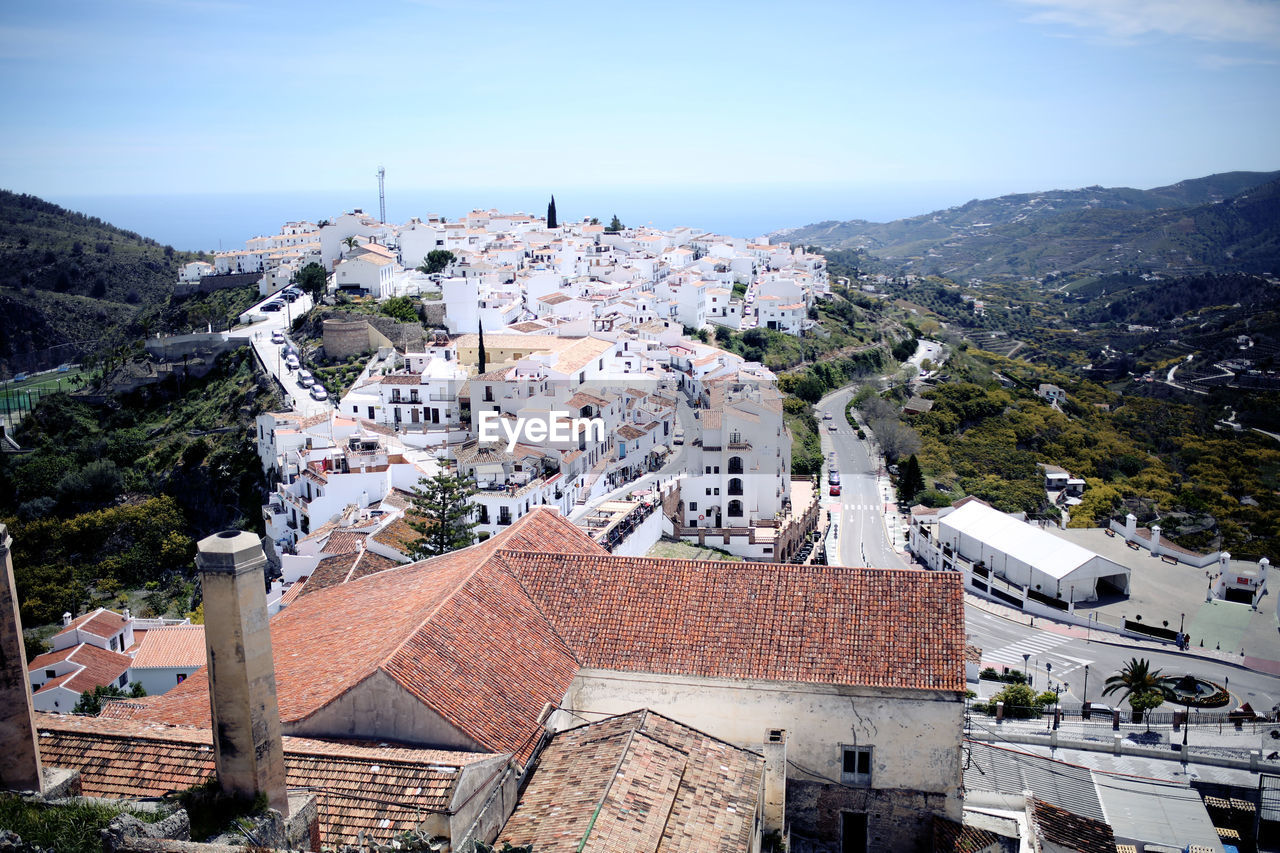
478,321,486,374
547,195,558,229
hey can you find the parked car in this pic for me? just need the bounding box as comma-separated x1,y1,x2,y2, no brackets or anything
262,301,284,312
830,483,841,496
296,369,314,388
285,354,300,370
827,423,837,432
823,411,833,420
309,385,328,401
829,470,840,485
282,291,299,303
271,330,285,344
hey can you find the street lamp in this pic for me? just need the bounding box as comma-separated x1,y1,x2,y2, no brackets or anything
1023,653,1031,689
1172,673,1199,757
1082,665,1089,706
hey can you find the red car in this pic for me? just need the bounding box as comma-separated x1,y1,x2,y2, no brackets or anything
830,483,841,496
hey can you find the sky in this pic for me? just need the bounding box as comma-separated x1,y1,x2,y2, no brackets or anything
1,0,1278,240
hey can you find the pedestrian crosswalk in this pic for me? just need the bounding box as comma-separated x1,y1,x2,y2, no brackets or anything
984,633,1072,669
982,632,1094,684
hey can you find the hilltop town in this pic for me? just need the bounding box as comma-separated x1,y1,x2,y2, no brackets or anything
1,200,1278,853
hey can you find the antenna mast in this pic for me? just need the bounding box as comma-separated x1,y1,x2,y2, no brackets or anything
376,165,386,224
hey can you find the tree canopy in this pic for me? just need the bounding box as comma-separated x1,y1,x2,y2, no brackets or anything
407,471,478,558
418,250,456,275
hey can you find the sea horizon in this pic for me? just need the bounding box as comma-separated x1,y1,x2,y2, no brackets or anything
43,183,995,253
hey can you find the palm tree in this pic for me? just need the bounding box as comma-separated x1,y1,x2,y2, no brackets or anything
1101,657,1176,706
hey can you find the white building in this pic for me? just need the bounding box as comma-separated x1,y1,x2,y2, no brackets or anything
909,499,1131,602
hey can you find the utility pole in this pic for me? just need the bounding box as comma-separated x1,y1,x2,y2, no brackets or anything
376,166,386,224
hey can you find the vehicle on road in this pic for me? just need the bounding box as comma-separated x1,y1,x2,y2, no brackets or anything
285,354,300,370
271,330,285,344
296,369,314,388
830,483,841,496
827,423,837,432
823,411,833,420
282,291,299,303
309,385,328,401
829,470,840,485
262,301,284,312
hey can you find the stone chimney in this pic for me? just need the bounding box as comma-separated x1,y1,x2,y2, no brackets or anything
0,523,43,793
1124,513,1137,540
1150,525,1162,556
761,728,787,837
197,530,288,816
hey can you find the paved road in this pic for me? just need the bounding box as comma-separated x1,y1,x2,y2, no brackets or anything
967,604,1280,713
237,292,333,418
815,387,905,569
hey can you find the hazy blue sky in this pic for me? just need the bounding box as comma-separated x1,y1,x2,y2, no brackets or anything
2,0,1278,219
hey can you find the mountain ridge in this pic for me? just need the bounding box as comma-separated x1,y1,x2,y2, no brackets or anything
773,170,1280,279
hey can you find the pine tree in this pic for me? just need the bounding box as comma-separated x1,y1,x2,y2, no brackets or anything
606,214,623,233
547,195,558,229
407,470,478,558
478,321,486,374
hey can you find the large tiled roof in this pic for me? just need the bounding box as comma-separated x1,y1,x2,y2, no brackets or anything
35,713,491,847
123,509,606,760
123,508,963,766
501,552,965,691
131,626,206,669
499,710,762,852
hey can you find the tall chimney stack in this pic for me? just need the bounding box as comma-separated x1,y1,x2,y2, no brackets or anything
197,530,288,816
761,728,787,837
0,523,43,793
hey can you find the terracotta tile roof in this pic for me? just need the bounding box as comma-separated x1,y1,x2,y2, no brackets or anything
617,425,645,440
299,552,362,596
500,710,762,852
125,509,607,762
501,552,965,692
34,644,133,695
278,576,309,608
28,646,78,669
1031,798,1117,853
55,608,127,641
371,517,420,554
932,816,1004,853
324,529,368,555
131,626,207,669
35,713,492,847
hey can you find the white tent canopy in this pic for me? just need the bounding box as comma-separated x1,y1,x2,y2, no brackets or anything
938,501,1130,602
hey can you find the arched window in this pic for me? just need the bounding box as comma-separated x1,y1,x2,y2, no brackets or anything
728,456,744,474
729,478,743,496
728,499,743,518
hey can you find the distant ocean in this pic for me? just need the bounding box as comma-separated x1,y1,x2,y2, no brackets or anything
48,184,990,253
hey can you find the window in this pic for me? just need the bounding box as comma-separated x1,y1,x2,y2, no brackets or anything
177,673,187,684
45,669,56,679
728,456,744,474
118,673,128,688
728,499,743,517
841,746,872,785
110,636,119,651
689,502,697,511
729,478,743,496
705,466,712,474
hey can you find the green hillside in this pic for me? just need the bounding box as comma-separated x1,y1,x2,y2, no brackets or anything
0,190,196,373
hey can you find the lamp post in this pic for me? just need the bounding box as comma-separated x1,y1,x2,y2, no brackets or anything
1173,673,1198,758
1045,661,1054,729
1082,665,1089,706
1023,653,1031,689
